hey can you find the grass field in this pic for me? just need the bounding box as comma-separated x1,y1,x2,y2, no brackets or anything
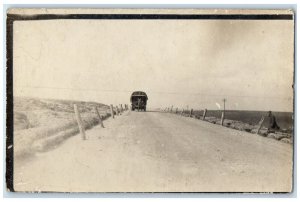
13,97,111,159
184,110,293,132
177,109,293,144
14,96,109,131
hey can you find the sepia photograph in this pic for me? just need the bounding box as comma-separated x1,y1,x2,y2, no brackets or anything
6,8,294,193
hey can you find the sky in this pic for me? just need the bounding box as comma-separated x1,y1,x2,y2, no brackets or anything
13,19,294,112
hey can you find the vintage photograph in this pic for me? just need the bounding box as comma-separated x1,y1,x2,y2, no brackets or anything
6,8,294,192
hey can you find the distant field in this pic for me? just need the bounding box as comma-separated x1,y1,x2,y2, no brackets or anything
182,110,293,131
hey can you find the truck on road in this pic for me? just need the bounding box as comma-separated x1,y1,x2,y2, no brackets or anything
130,91,148,111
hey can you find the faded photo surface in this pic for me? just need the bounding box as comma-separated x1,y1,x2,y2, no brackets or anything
8,9,294,192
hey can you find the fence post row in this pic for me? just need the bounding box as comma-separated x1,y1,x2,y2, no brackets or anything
166,107,209,120
74,104,86,140
95,106,104,128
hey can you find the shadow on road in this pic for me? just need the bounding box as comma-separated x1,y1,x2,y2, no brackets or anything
130,110,163,113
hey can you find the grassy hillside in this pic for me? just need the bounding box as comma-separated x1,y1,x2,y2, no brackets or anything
13,97,111,159
14,97,109,131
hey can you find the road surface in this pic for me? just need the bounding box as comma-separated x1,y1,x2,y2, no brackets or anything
14,111,293,192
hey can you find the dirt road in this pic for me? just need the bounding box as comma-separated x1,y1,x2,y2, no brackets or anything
14,111,293,192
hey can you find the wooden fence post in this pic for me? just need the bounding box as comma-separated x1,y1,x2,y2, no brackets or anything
202,109,207,120
110,104,115,119
170,106,173,113
221,111,225,126
95,107,104,128
120,104,123,112
256,116,265,134
189,108,193,117
181,108,184,116
74,104,86,140
116,106,120,115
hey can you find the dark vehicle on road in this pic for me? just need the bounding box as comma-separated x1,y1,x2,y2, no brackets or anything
130,91,148,111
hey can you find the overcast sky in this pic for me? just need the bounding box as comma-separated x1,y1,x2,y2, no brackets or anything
13,19,294,111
